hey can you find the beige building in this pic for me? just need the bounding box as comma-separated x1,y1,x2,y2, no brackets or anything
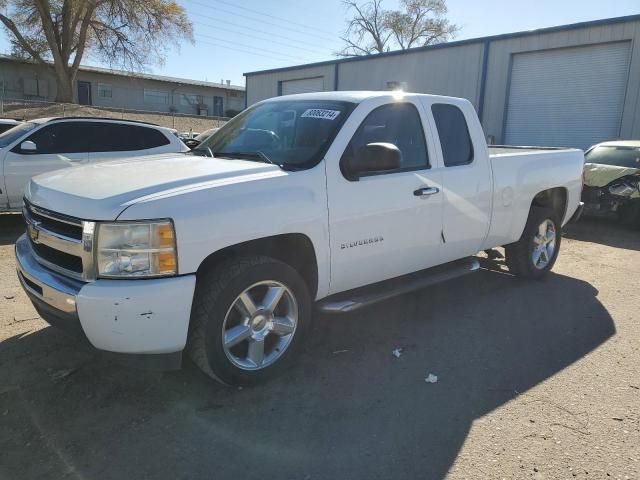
0,55,245,118
245,14,640,149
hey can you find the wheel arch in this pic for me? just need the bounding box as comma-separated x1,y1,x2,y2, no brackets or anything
530,187,568,223
196,233,319,299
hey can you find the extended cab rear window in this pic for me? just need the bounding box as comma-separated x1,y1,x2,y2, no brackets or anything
431,104,474,167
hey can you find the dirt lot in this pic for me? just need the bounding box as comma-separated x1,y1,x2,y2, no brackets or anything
0,214,638,480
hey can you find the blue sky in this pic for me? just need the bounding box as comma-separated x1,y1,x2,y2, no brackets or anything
0,0,638,86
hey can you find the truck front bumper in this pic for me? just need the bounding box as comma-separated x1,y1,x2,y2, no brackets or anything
15,234,196,370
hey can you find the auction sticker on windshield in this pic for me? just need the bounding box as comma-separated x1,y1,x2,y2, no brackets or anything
301,109,341,120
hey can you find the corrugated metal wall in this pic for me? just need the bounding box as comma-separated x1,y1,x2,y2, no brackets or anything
337,43,485,109
245,17,640,144
245,64,336,106
482,19,640,143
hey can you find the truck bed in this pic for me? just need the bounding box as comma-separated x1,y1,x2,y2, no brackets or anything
482,144,585,250
489,145,570,156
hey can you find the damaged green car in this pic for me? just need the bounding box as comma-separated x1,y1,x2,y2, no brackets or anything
583,141,640,227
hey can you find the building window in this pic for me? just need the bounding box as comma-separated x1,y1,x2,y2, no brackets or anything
98,83,112,98
23,79,38,96
180,93,201,106
144,89,169,104
22,78,48,98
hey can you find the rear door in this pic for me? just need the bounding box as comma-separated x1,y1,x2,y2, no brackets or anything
87,122,173,161
4,121,89,208
420,98,492,263
325,97,444,294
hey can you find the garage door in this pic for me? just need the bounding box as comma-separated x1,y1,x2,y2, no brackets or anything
281,77,325,96
504,42,630,149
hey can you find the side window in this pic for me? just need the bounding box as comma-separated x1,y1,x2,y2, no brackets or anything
431,104,474,167
343,102,429,174
86,123,170,152
24,122,89,154
133,126,171,150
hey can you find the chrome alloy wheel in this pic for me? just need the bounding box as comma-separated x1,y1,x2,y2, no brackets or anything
532,219,556,270
221,280,298,370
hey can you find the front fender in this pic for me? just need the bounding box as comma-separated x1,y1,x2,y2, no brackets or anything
117,167,331,298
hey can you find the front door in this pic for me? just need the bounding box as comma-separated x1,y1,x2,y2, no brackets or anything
325,98,444,295
4,122,88,207
77,81,92,105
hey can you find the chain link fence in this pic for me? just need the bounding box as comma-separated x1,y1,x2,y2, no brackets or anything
0,98,230,134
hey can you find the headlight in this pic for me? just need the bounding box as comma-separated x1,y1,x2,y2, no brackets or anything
96,220,177,278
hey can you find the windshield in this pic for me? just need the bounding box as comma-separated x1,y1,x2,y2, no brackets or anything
585,145,640,169
0,122,37,148
195,99,355,169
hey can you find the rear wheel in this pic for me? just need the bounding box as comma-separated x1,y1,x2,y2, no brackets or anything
505,207,561,279
187,255,311,385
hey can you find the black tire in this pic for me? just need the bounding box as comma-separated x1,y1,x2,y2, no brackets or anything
187,255,312,386
505,206,561,279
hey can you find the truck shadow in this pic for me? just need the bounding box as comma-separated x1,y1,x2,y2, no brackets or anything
564,216,640,251
0,213,24,246
0,269,614,480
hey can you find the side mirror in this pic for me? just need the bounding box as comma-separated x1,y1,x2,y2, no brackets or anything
347,142,402,179
20,140,37,153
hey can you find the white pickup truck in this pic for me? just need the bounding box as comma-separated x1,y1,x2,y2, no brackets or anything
15,92,584,385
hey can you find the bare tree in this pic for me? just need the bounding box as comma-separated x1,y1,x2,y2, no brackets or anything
337,0,457,57
338,0,391,56
0,0,193,102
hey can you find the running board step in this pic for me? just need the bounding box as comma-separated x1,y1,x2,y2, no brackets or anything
317,257,480,314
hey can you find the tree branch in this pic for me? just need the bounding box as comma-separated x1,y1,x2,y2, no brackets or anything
0,13,45,63
70,2,97,74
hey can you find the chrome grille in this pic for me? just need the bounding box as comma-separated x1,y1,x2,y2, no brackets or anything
23,200,96,281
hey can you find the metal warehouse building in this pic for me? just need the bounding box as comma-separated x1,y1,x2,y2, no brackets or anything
244,15,640,150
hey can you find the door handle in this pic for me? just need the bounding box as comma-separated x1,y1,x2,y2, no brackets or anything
413,186,439,198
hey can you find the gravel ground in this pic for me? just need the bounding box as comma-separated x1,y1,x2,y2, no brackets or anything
0,214,638,480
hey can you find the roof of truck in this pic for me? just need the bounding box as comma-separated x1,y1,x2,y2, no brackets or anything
263,91,466,104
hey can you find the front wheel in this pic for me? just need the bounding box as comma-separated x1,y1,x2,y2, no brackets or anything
187,255,311,385
505,207,561,279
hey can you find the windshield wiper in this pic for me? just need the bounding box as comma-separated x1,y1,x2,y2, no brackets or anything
213,150,281,167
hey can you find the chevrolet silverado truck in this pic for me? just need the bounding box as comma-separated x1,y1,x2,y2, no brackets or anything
15,92,584,385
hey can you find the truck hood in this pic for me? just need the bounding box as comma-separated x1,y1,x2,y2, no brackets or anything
26,153,283,220
584,162,640,188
